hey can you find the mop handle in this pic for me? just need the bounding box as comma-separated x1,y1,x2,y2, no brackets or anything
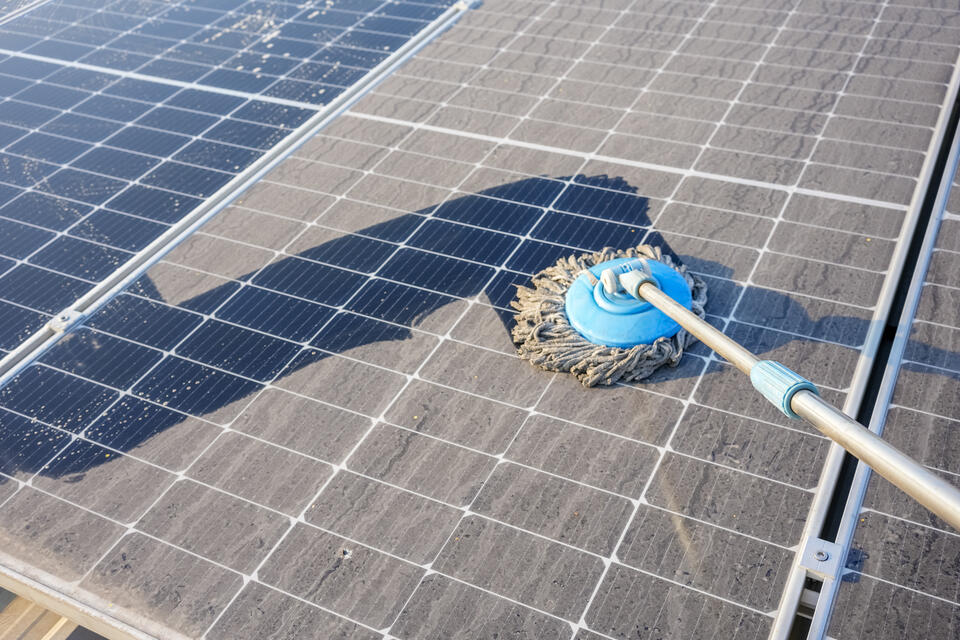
624,274,960,532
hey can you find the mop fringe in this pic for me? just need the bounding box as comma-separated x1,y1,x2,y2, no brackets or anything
511,244,708,387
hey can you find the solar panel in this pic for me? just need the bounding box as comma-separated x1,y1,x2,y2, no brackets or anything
828,163,960,638
0,0,957,638
0,0,460,356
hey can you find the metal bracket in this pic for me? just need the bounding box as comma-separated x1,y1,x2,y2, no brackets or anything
46,310,84,334
798,537,845,581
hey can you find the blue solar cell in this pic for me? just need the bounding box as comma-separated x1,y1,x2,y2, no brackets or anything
410,219,520,264
86,294,203,350
0,123,26,147
85,396,190,460
40,439,135,479
133,19,202,40
0,192,90,231
105,126,190,156
253,257,365,306
105,78,180,103
0,76,33,98
40,327,163,387
37,169,126,204
136,106,218,135
109,0,167,16
0,57,58,79
108,33,174,57
0,364,118,432
44,67,115,91
312,45,388,68
296,232,395,273
142,161,232,197
250,36,317,59
0,408,70,477
264,78,341,105
81,11,143,31
8,133,90,164
0,184,20,206
30,3,94,21
215,286,335,342
434,195,541,235
346,278,458,327
380,3,446,20
554,183,652,224
339,29,409,52
73,147,160,181
289,61,367,86
0,265,92,312
31,236,130,281
161,6,223,24
13,83,89,109
0,218,54,259
278,22,344,43
484,269,539,310
137,58,209,82
80,48,153,71
70,210,167,252
54,24,117,46
530,212,644,250
133,356,262,418
0,301,47,350
486,177,565,207
106,185,202,224
177,319,300,381
74,94,153,122
201,68,275,93
169,41,235,64
27,39,96,61
174,140,261,173
380,248,495,298
204,119,287,149
167,88,243,115
223,52,299,77
0,28,41,50
312,311,410,354
41,113,123,142
0,100,59,128
359,15,426,36
0,152,57,186
231,101,314,128
504,240,573,275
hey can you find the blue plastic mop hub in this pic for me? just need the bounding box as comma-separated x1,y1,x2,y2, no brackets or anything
564,257,693,348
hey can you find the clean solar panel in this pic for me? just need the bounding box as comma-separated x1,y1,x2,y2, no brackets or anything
0,0,459,356
0,0,958,638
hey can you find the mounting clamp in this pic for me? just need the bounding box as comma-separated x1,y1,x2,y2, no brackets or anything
798,537,845,581
46,309,85,334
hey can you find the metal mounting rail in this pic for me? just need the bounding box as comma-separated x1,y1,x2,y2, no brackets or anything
0,1,475,390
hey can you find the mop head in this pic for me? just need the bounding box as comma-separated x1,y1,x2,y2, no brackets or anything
511,244,707,387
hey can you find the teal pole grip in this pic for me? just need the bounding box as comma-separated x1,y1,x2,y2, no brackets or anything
750,360,819,419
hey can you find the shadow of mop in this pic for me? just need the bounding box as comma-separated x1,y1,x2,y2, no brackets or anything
2,174,957,479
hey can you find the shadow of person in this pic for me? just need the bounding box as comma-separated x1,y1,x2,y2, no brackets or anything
2,174,957,480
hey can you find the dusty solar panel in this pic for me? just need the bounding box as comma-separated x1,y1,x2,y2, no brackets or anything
827,163,960,639
0,0,958,638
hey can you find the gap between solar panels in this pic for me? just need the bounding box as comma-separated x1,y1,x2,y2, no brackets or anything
0,0,474,389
